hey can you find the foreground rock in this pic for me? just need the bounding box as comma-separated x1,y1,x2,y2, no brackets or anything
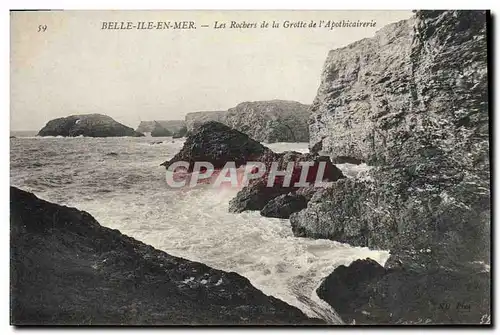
162,121,344,215
161,121,272,171
185,100,310,143
136,120,185,134
317,258,490,325
291,167,490,268
38,114,144,137
294,10,490,324
185,111,226,132
293,9,489,267
10,186,321,325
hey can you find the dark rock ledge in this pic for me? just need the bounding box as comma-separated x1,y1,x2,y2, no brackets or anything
10,186,322,325
38,114,144,138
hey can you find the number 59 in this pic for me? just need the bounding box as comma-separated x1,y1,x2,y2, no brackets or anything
37,25,47,32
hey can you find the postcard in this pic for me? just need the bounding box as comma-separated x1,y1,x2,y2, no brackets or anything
10,9,491,326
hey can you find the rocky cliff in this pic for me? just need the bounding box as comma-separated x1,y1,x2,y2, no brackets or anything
309,11,488,166
316,258,490,324
10,186,320,325
185,111,226,132
172,125,188,138
293,10,490,324
184,100,310,143
161,121,272,171
136,120,185,134
224,100,310,143
38,114,144,137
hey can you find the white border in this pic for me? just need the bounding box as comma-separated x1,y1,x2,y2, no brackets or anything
2,1,498,334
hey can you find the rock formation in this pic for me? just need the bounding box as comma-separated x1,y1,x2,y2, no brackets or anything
316,258,490,324
309,10,488,166
296,8,490,266
162,122,344,215
172,125,188,138
185,111,226,132
293,10,490,324
224,100,310,143
136,120,185,134
150,121,172,137
160,121,272,171
38,114,144,137
10,186,321,325
10,130,38,137
229,151,344,214
260,193,308,219
184,100,310,143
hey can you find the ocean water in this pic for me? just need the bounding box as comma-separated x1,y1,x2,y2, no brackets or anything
10,136,389,324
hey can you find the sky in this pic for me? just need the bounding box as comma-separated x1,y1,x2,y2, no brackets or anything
10,10,413,131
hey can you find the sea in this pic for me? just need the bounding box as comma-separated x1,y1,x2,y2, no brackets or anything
10,134,389,324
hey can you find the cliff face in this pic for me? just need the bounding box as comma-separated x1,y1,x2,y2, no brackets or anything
10,186,319,325
295,10,489,262
185,111,226,132
224,100,310,143
316,258,490,324
136,120,185,134
161,121,271,171
38,114,144,137
309,18,414,161
184,100,310,143
309,11,488,166
293,10,490,324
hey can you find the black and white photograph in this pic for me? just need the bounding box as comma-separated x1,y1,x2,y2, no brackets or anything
8,8,491,326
